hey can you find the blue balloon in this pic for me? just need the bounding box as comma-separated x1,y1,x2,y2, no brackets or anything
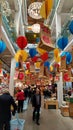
69,20,73,34
29,48,37,58
0,40,6,53
57,37,68,50
66,52,72,65
16,62,19,67
44,61,50,69
61,52,66,57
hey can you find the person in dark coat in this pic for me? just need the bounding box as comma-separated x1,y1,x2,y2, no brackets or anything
32,88,41,125
0,89,17,130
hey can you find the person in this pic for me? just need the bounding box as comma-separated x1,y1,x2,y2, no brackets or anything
32,88,41,125
0,88,17,130
16,89,25,113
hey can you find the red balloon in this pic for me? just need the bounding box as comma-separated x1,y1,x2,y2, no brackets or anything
32,56,38,62
26,62,30,69
41,52,48,61
16,36,27,49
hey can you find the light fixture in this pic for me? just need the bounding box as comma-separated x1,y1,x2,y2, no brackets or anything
32,23,40,33
28,2,42,19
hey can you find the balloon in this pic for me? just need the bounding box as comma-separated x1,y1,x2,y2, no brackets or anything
29,48,37,58
31,56,38,62
15,50,28,62
37,47,46,55
69,20,73,34
65,52,72,64
57,37,68,50
54,48,60,57
35,62,41,68
54,56,61,63
0,40,6,53
26,62,30,69
44,61,50,69
41,52,48,61
50,65,53,72
16,36,27,49
61,52,72,64
16,62,19,68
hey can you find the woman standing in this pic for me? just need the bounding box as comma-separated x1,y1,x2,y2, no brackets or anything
16,89,25,113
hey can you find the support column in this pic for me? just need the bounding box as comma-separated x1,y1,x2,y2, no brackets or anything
57,72,63,107
55,11,61,39
9,58,16,96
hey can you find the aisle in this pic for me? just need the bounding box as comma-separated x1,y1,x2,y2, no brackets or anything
19,103,73,130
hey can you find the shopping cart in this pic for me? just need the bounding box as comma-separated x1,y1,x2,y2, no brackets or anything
10,112,25,130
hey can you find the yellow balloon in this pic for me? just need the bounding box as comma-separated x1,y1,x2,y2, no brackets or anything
25,70,30,75
37,47,46,55
55,56,61,63
14,50,28,62
35,62,41,68
50,65,53,71
54,48,60,57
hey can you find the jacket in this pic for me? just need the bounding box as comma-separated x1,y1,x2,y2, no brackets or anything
0,93,17,122
32,93,41,107
16,91,25,100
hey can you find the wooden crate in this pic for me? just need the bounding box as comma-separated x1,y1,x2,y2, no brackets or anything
61,106,69,117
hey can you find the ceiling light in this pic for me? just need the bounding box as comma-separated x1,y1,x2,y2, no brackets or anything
28,2,42,19
32,23,40,33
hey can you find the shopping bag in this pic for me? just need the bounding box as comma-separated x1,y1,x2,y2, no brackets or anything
10,112,25,130
23,98,28,110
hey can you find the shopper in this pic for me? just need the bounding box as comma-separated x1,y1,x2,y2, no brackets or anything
32,88,41,125
16,89,25,113
0,89,17,130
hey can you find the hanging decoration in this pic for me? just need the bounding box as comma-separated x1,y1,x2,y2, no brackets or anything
57,37,68,50
35,62,41,69
50,65,53,72
14,50,28,62
18,72,24,80
63,72,70,82
69,20,73,34
29,48,37,58
40,0,53,19
16,62,19,68
54,56,61,63
60,56,66,70
26,62,30,70
44,61,50,69
61,52,72,65
31,56,38,62
54,48,60,58
65,52,72,65
40,52,48,61
0,40,6,53
37,47,46,55
16,36,28,49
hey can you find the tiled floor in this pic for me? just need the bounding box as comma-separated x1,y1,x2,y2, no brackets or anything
18,100,73,130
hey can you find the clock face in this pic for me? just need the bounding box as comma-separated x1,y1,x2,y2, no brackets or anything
28,2,42,19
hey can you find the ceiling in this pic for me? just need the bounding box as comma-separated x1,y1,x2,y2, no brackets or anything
1,0,73,71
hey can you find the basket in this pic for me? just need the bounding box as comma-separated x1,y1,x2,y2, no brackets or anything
10,113,25,130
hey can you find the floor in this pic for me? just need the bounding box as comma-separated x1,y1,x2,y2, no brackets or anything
18,99,73,130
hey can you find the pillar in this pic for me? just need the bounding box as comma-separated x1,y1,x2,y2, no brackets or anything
9,58,16,96
55,11,61,40
57,72,63,107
